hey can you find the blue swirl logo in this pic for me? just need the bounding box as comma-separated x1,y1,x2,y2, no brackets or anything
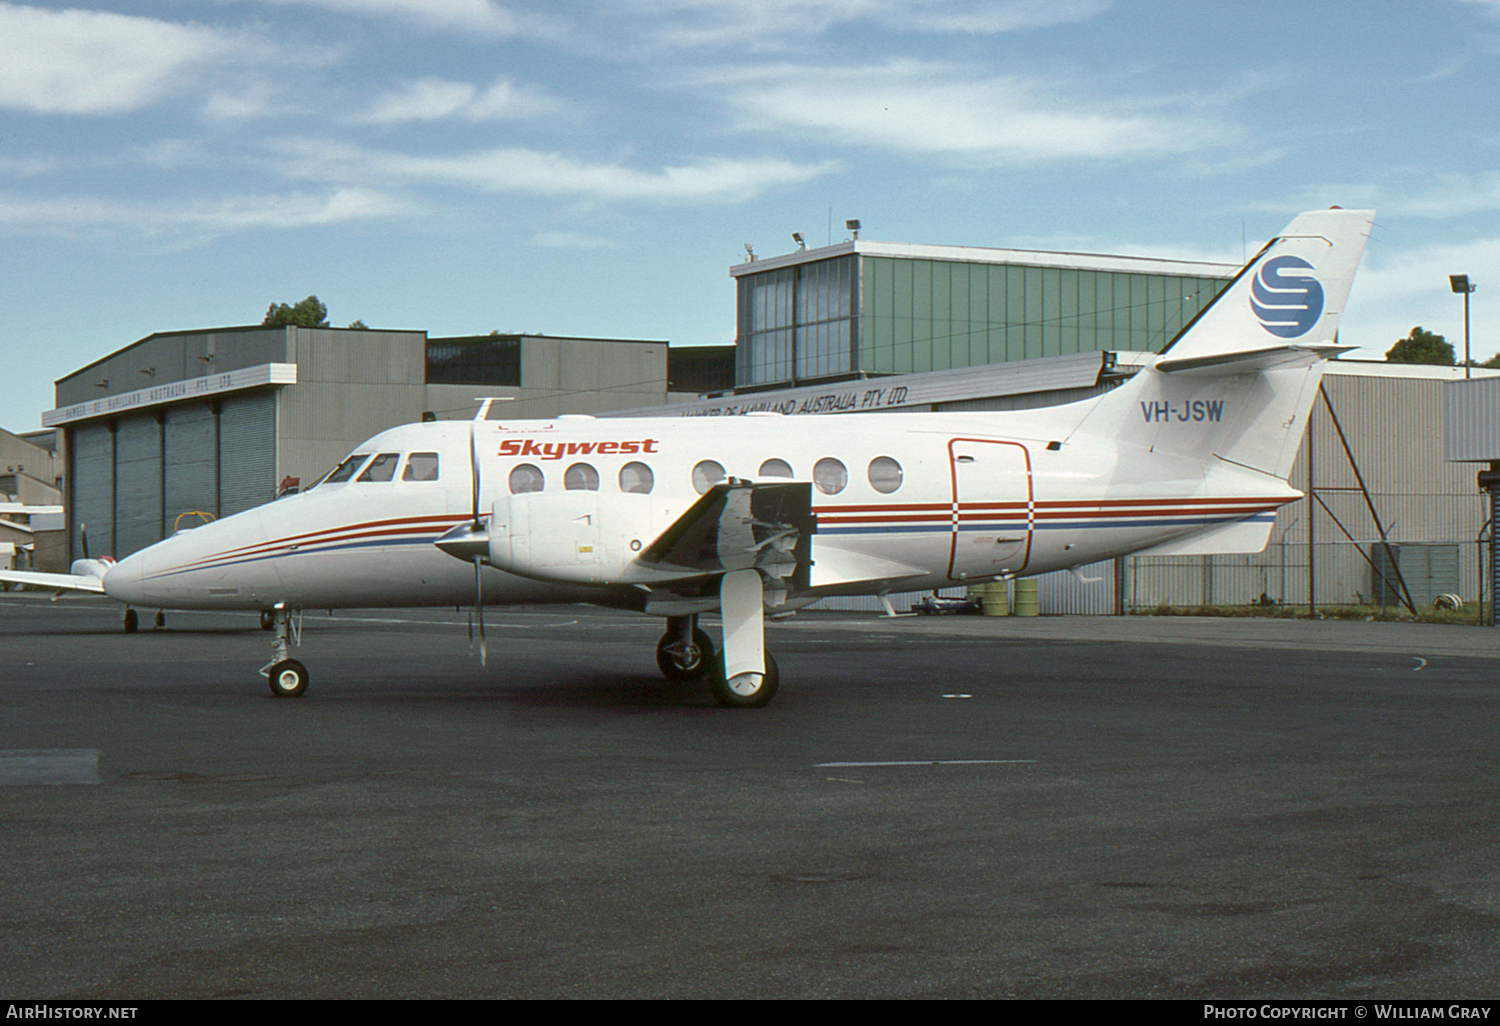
1249,255,1324,337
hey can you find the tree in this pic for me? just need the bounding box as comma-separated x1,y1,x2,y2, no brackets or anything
262,295,329,328
1385,326,1455,365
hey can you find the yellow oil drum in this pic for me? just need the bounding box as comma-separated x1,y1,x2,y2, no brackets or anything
1012,577,1039,616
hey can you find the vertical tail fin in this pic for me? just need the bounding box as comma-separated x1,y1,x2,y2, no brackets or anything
1075,208,1375,481
1159,207,1376,367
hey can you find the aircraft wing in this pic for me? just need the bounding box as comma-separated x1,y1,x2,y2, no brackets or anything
0,570,107,595
638,479,814,590
807,544,926,590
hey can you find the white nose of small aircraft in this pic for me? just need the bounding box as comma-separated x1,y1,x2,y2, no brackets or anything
101,549,147,606
100,507,275,610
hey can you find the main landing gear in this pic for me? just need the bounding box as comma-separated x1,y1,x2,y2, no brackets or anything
656,617,715,682
121,608,165,632
654,570,781,709
260,605,308,698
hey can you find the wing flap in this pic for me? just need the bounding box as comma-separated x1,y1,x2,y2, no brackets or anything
638,480,814,590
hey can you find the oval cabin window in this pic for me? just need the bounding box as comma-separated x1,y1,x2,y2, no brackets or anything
565,463,600,491
692,460,726,495
867,456,903,494
509,464,545,494
813,457,848,495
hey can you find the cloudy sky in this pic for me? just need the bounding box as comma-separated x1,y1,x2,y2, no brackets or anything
4,0,1500,431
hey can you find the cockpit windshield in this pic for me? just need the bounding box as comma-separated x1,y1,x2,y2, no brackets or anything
357,453,400,482
312,450,442,489
320,453,371,486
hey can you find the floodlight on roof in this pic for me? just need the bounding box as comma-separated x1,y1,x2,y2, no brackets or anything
1450,274,1477,378
791,232,805,250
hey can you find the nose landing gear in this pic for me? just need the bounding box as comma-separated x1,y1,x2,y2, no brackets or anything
260,605,308,698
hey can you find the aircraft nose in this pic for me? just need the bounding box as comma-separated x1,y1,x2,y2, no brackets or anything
102,550,147,606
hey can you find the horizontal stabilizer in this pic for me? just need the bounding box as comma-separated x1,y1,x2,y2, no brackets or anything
1156,342,1355,375
1130,515,1278,557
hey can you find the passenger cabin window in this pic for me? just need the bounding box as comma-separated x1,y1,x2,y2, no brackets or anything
759,459,793,479
357,453,400,482
813,457,848,495
402,452,440,481
692,459,726,495
509,464,545,494
324,454,371,484
565,463,600,491
619,461,654,494
867,456,903,494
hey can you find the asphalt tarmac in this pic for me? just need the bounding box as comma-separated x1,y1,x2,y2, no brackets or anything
2,593,1498,999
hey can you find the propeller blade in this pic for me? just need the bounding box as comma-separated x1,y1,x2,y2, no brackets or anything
80,523,90,561
472,555,487,667
469,422,482,529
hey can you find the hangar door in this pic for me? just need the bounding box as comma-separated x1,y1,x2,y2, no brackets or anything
67,389,280,561
114,415,163,558
69,422,114,560
163,403,217,528
217,391,277,517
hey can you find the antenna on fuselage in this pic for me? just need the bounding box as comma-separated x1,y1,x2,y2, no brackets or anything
473,397,513,421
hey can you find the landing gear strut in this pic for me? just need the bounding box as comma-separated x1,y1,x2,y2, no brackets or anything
261,605,308,698
707,568,779,709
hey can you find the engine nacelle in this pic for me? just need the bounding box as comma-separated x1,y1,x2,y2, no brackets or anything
488,491,671,585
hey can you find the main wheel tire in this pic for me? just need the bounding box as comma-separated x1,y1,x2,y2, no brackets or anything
656,627,715,681
123,608,138,633
267,659,310,698
709,652,779,709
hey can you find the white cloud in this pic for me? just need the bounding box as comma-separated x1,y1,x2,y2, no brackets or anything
276,141,840,203
253,0,565,39
1339,233,1500,360
1393,173,1500,219
703,60,1228,163
533,230,619,250
0,3,254,115
0,187,416,235
594,0,1110,52
356,77,579,124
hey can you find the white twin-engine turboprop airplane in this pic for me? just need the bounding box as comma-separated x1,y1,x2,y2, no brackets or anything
7,208,1374,707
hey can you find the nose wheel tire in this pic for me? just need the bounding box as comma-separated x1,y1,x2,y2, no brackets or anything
656,627,715,681
708,652,779,709
267,659,310,698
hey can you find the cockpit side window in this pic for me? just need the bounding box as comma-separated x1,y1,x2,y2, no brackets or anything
403,452,440,482
323,454,372,485
357,452,400,482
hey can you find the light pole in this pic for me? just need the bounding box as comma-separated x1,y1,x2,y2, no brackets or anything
1451,274,1476,377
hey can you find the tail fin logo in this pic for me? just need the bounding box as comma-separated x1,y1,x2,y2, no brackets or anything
1249,255,1324,338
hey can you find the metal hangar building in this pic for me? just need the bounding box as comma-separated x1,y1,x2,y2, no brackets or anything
44,327,689,564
